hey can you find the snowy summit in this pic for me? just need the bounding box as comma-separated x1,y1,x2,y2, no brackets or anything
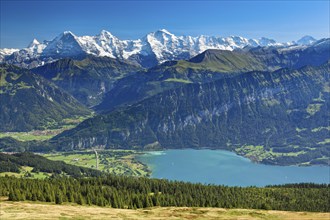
0,29,317,68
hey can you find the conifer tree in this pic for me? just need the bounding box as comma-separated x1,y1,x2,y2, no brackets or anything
55,193,63,204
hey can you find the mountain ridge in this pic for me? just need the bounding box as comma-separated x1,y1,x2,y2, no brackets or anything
0,64,91,131
1,29,316,68
31,55,142,107
95,41,330,112
50,62,330,165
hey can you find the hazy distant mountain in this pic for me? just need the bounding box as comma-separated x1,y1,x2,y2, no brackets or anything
1,29,301,68
296,35,317,45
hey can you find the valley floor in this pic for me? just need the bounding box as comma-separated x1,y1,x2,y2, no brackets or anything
0,198,329,220
44,150,150,177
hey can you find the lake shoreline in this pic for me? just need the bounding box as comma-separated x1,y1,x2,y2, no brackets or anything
136,147,328,167
135,149,329,187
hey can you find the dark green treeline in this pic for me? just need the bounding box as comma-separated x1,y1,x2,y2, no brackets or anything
0,176,328,212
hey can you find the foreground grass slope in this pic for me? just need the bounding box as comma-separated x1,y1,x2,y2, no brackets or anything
0,198,329,220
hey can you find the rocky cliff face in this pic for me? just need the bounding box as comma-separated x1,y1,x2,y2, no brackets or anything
52,62,329,165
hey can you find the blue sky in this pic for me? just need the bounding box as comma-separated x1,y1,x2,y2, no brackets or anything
1,1,329,48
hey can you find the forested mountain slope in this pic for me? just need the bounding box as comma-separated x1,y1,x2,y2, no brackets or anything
0,64,90,131
52,62,330,165
32,55,142,106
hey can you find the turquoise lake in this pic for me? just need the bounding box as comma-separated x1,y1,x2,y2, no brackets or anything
137,149,330,186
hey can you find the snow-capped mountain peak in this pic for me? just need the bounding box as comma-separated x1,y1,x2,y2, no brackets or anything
147,29,176,40
258,37,277,46
297,35,317,45
62,31,75,36
51,31,78,44
26,38,46,54
157,29,174,35
0,29,321,68
28,38,40,48
41,31,84,58
99,30,116,39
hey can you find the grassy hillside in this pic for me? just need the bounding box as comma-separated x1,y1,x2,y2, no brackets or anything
44,150,150,177
0,152,101,178
1,198,329,220
0,150,149,178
